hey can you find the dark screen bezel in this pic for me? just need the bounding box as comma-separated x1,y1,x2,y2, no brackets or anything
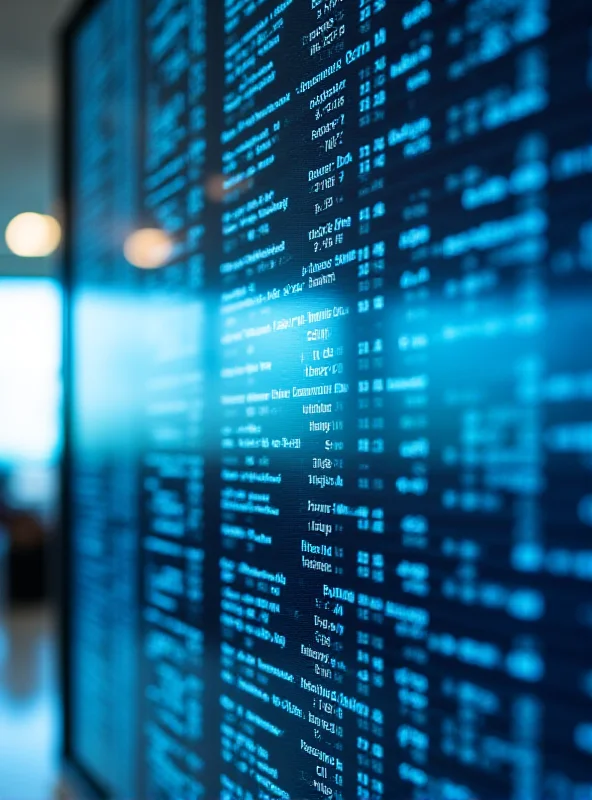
59,0,115,797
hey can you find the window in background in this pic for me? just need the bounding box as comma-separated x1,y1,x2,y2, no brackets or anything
0,279,62,519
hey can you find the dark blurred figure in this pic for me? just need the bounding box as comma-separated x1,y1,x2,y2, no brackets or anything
0,473,48,604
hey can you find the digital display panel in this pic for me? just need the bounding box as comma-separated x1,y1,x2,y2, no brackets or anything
64,1,592,798
68,0,139,795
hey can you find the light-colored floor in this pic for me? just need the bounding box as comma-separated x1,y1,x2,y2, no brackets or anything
0,606,61,800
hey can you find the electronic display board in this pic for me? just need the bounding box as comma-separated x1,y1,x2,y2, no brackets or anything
63,1,592,797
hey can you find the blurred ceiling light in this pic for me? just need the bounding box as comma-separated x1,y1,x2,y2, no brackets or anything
5,213,62,258
123,228,173,269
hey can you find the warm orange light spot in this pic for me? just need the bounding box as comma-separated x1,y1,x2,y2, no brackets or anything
5,213,62,258
123,228,174,269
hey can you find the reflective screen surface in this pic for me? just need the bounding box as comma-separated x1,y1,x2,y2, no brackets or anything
65,1,592,798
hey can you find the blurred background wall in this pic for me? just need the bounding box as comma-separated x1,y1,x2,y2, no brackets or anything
0,0,75,603
0,1,73,264
0,3,76,798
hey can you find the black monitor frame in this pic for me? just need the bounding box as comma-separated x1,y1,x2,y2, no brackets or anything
59,1,109,797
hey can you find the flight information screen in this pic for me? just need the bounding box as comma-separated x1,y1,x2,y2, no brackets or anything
64,0,592,798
